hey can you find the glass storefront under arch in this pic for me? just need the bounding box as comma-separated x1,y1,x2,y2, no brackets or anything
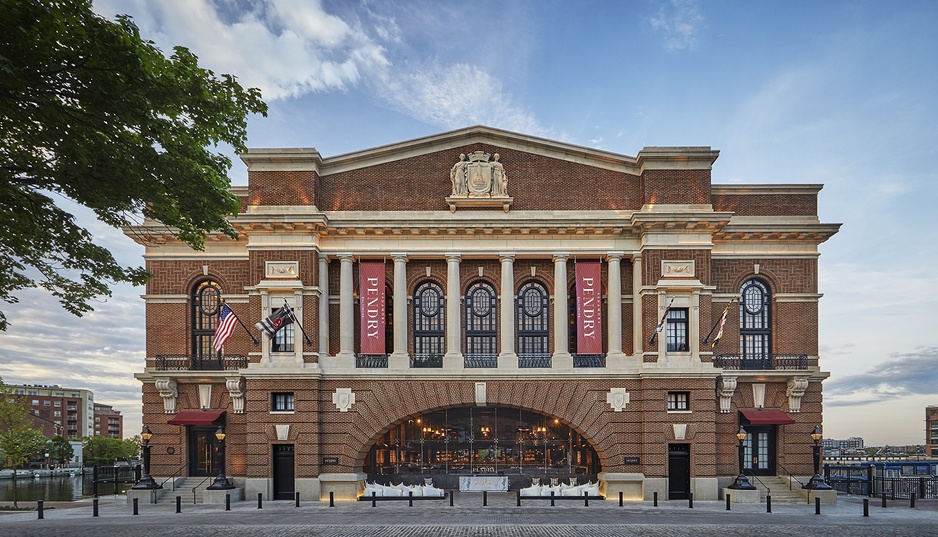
362,406,600,479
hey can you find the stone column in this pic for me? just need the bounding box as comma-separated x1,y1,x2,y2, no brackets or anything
389,253,409,369
498,253,517,368
552,253,572,368
444,253,463,369
318,254,330,359
606,252,626,364
632,253,643,357
337,253,355,361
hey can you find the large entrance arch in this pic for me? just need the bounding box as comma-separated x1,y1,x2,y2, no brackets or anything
362,406,600,481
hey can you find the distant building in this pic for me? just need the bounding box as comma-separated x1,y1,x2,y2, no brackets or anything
8,384,95,438
93,403,124,438
822,437,864,451
927,405,938,457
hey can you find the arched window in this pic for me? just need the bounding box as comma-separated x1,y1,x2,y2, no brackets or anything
740,278,771,366
413,281,445,367
465,281,497,366
191,279,222,366
517,281,549,367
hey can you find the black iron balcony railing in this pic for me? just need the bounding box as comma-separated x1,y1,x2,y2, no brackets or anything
573,354,606,368
356,354,389,368
712,354,808,371
154,355,248,371
518,353,551,368
464,353,498,368
410,353,443,368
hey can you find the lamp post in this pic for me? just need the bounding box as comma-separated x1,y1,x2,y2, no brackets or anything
207,426,235,490
132,426,160,489
804,425,832,490
536,426,548,472
728,425,756,490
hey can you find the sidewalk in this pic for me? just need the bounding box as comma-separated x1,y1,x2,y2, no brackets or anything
2,492,937,536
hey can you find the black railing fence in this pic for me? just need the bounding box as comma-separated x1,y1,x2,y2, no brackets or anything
713,354,808,370
155,355,247,371
826,464,938,499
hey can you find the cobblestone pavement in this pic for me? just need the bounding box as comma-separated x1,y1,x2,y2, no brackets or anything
1,493,936,537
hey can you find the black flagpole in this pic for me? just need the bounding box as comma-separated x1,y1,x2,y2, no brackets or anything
702,297,738,346
648,298,674,345
222,299,259,346
283,299,314,346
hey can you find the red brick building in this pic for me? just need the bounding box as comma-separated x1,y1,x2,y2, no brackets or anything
128,126,839,502
8,384,94,439
93,403,124,439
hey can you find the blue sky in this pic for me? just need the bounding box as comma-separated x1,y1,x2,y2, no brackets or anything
1,0,936,446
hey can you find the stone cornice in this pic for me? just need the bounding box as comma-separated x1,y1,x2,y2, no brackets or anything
711,184,824,196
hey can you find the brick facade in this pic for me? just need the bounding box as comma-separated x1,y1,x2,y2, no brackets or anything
128,126,839,502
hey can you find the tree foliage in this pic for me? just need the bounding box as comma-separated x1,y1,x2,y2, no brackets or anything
0,376,31,430
0,0,268,329
82,435,138,465
48,434,74,465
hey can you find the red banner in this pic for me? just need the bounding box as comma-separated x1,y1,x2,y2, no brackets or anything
576,262,602,354
359,261,386,354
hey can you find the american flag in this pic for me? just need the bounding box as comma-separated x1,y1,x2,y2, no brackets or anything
212,304,239,352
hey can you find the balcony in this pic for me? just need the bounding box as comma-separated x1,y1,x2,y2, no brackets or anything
518,353,551,368
573,354,606,368
356,354,389,368
712,354,808,371
464,353,497,368
410,353,443,368
154,354,248,371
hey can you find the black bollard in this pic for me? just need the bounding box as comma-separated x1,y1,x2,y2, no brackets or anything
226,493,230,511
767,495,772,513
329,491,335,508
863,498,869,517
911,492,916,509
550,490,555,507
653,491,658,507
517,489,521,507
372,491,377,507
726,493,731,511
175,495,181,513
257,492,263,509
38,500,44,519
295,491,300,508
93,497,99,517
584,490,589,507
408,490,413,507
815,496,821,515
882,494,887,508
619,491,623,507
449,490,454,507
92,466,99,498
133,497,138,516
689,492,693,509
483,490,488,507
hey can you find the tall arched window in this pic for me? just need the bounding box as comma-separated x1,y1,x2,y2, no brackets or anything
740,278,771,366
465,281,497,366
517,280,549,367
191,279,222,367
413,281,445,367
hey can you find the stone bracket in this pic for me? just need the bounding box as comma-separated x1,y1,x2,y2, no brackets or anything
155,378,178,414
718,376,737,413
786,377,809,413
226,377,246,414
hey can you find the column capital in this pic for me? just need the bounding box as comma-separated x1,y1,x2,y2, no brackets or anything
606,251,625,262
499,253,516,263
444,253,462,263
631,252,642,262
390,253,408,262
552,252,570,263
337,253,355,263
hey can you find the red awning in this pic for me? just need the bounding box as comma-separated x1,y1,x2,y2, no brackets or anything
739,409,796,425
166,410,225,426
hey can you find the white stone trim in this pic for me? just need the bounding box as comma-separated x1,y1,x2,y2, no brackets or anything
155,379,178,414
606,388,630,412
786,378,810,413
718,376,737,414
332,388,355,412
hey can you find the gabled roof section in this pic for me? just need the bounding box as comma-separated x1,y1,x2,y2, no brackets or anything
241,125,719,176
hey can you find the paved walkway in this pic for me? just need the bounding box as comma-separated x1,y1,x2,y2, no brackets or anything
1,492,936,536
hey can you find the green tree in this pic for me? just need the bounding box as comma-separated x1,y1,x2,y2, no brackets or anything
0,427,47,508
47,435,74,466
0,376,30,429
83,435,139,466
0,0,268,330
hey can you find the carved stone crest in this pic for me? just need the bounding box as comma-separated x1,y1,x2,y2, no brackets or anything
332,388,355,412
447,151,513,212
606,388,630,412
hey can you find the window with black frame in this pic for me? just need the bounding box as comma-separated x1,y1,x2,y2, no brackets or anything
740,278,771,365
271,392,295,412
465,281,497,366
271,304,294,353
666,308,688,352
191,279,222,366
517,281,549,366
413,281,445,367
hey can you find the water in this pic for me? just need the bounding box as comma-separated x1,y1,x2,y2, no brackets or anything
0,474,132,502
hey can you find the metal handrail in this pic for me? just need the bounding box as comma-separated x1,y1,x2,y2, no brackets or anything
776,462,806,490
744,470,770,496
160,462,189,491
518,353,551,368
155,354,248,371
464,353,497,368
356,354,389,368
713,354,808,371
192,475,213,504
572,354,606,368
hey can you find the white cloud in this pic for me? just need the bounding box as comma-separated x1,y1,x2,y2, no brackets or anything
649,0,704,52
